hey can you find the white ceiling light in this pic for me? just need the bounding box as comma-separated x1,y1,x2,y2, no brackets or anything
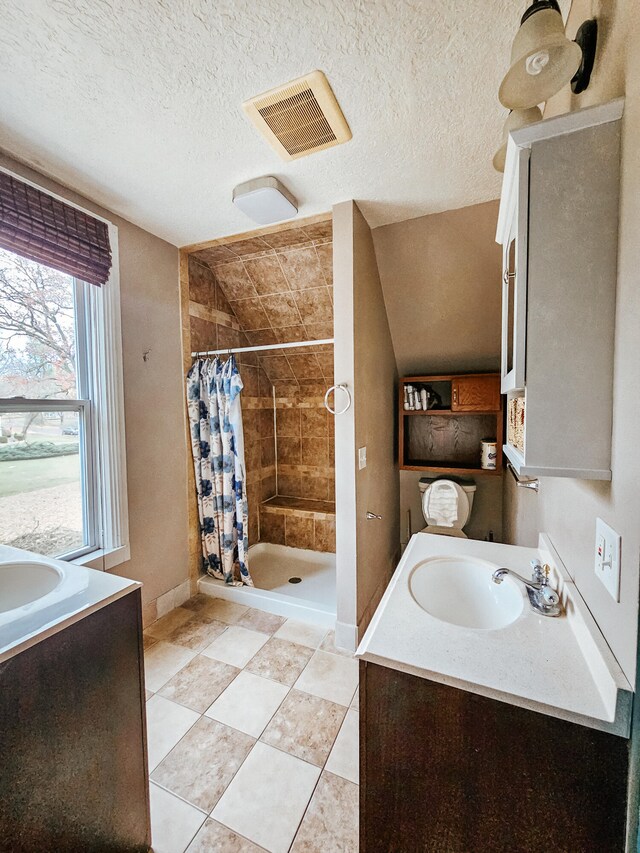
231,177,298,225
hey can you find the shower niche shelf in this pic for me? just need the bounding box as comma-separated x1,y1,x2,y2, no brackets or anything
398,374,503,475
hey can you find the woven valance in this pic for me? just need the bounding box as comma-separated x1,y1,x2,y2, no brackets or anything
0,171,112,286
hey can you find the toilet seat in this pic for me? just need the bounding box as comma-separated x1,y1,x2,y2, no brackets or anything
421,479,471,531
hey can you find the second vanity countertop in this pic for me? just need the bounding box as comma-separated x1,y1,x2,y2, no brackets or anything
356,533,633,737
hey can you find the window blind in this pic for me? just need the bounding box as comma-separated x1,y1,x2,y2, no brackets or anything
0,171,112,285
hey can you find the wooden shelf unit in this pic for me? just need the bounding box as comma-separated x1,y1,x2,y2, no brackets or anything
399,373,503,474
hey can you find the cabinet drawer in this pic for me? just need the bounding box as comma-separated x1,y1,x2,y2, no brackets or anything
451,375,500,412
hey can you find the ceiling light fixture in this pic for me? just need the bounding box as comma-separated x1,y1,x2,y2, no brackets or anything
232,176,298,225
499,0,598,109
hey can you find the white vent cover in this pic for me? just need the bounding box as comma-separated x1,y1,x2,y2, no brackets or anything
243,71,352,161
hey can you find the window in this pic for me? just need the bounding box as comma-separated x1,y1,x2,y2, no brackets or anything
0,183,128,567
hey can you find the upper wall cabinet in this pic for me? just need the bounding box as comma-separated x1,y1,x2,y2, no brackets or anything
497,100,623,481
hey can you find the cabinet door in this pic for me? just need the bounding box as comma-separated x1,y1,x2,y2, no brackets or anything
500,147,529,393
451,375,500,412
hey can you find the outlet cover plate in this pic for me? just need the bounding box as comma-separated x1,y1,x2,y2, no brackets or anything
595,517,621,601
358,446,367,470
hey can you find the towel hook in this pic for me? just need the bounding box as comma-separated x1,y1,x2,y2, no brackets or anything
324,384,351,415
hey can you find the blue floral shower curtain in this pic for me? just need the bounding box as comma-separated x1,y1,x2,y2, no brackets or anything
186,356,252,586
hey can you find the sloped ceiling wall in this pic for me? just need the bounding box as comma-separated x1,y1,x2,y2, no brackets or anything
192,219,334,389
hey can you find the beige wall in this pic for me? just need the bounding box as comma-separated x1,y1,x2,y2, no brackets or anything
0,152,189,610
372,202,504,545
504,0,640,683
334,200,400,648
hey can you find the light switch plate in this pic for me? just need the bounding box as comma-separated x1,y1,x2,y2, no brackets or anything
358,446,367,470
594,517,621,601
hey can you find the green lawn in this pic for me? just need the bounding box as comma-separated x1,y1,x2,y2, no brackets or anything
0,453,80,498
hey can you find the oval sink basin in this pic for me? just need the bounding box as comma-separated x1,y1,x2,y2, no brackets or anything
409,556,524,630
0,561,63,613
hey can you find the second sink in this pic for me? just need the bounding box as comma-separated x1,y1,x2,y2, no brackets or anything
409,555,523,630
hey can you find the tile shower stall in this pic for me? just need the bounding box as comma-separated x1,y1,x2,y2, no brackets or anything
181,217,336,622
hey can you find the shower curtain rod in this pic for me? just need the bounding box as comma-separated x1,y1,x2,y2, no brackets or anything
191,337,334,358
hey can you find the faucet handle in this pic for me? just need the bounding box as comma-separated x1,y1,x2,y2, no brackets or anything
530,559,545,584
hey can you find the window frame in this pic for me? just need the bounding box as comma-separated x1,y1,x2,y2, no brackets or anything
0,167,129,570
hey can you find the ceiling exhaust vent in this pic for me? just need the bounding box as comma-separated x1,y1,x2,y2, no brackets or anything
243,71,351,161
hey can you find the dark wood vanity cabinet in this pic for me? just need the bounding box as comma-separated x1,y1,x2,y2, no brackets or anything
0,590,150,853
360,661,629,853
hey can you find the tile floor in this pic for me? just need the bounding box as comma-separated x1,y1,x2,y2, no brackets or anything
144,594,359,853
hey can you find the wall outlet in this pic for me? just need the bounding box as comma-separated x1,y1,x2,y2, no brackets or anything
358,446,367,470
594,517,621,602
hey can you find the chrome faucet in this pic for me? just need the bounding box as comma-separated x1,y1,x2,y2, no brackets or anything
492,560,562,617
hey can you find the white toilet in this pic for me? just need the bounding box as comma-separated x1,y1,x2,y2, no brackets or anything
418,477,477,539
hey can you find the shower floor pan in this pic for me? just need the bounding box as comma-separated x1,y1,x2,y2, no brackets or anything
198,542,336,627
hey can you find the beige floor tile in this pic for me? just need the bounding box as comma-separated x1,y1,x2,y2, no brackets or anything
294,650,358,707
149,782,206,853
201,626,269,668
290,771,358,852
350,687,359,709
211,742,320,853
152,716,255,813
144,641,197,692
205,670,289,737
186,818,266,852
235,607,286,635
319,629,354,658
274,619,328,649
146,694,200,772
164,615,228,651
325,709,359,784
260,688,346,767
145,689,153,701
181,593,216,613
198,598,250,624
146,607,194,640
158,655,240,713
245,638,314,686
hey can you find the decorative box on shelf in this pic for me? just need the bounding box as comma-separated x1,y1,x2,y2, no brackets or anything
398,373,503,476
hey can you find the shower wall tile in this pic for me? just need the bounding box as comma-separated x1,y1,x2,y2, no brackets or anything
261,437,276,468
214,261,258,301
229,298,270,331
278,473,302,498
278,437,301,464
189,316,218,352
259,510,285,546
261,293,302,328
300,408,328,438
315,242,333,286
259,408,274,437
279,247,326,291
276,408,300,437
302,437,329,468
314,518,336,553
285,516,315,550
294,287,333,326
188,257,217,309
302,220,332,242
245,256,290,295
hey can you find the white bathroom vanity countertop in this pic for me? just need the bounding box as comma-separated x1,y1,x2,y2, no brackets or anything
356,533,633,737
0,545,140,663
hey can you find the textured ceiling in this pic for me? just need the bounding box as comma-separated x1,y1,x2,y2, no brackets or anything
0,1,570,247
